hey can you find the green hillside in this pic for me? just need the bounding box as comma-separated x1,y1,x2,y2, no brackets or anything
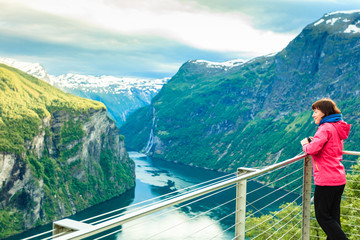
0,63,105,153
121,57,320,170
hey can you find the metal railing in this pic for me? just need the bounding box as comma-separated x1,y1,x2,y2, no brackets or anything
46,150,360,239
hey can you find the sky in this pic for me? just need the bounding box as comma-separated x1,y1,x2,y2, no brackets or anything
0,0,359,78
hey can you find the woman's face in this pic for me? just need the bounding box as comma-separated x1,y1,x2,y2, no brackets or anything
312,108,325,124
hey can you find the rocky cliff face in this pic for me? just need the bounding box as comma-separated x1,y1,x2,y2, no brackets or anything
0,108,135,235
120,11,360,171
0,64,135,238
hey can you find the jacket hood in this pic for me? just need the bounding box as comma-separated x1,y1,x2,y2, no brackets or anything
331,120,351,140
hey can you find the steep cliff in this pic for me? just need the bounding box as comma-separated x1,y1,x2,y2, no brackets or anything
120,11,360,170
0,64,135,238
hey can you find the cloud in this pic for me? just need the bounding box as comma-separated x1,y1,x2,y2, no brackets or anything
0,2,130,50
184,0,360,32
0,0,295,55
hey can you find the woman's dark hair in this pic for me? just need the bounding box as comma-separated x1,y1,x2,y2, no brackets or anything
312,98,341,117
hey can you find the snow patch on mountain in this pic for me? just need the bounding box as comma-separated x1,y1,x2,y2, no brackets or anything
326,17,341,25
0,57,52,83
344,22,360,33
192,59,246,71
313,10,360,33
325,10,360,16
50,74,168,95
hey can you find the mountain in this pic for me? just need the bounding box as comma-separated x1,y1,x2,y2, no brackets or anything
50,74,168,126
120,11,360,173
0,57,168,126
0,64,135,238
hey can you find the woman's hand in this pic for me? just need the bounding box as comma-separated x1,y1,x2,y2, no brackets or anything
301,138,310,146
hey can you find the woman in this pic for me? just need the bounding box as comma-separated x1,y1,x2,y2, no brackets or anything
300,98,351,240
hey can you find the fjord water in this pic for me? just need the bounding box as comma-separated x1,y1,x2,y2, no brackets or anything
8,152,301,240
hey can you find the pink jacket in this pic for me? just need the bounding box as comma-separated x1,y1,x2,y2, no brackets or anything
303,120,351,186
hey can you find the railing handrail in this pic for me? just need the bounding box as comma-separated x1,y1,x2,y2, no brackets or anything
54,151,360,239
343,150,360,156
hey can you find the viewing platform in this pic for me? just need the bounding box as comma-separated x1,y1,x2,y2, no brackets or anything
24,151,360,240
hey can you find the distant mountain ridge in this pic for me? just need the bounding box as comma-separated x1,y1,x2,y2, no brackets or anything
0,57,169,126
120,11,360,172
51,73,168,125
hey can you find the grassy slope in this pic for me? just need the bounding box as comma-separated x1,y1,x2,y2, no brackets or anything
0,63,105,153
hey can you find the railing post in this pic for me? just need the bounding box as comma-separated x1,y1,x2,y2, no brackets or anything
302,155,312,240
235,167,256,240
